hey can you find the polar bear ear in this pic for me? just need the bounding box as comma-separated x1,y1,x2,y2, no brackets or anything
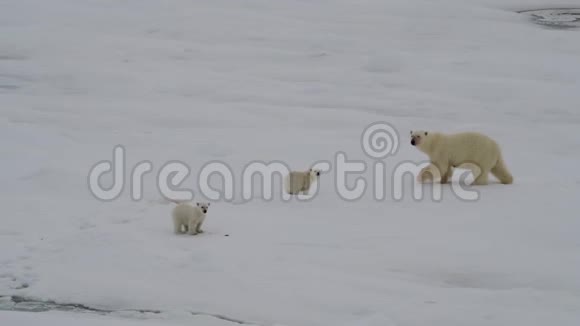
196,202,200,207
207,203,210,207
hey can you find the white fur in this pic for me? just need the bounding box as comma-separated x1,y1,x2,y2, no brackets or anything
284,169,321,195
411,130,513,185
171,202,210,235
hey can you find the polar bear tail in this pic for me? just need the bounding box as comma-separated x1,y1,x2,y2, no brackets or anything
491,155,513,184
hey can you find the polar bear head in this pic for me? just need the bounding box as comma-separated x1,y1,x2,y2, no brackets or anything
196,202,210,214
410,130,431,150
309,168,322,181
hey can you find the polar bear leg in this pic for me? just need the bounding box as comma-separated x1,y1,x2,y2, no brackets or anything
454,163,482,184
491,156,513,184
188,219,198,235
195,221,204,233
418,167,431,183
418,164,439,183
473,170,489,185
438,163,449,183
173,217,183,234
441,166,453,184
286,174,300,195
174,223,182,234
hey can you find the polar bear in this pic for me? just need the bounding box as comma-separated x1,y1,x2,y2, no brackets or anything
285,168,321,195
410,130,513,185
171,202,210,235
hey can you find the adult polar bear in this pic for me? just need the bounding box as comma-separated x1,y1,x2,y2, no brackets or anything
410,130,513,185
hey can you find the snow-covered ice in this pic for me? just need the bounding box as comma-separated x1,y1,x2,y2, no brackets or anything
1,0,579,325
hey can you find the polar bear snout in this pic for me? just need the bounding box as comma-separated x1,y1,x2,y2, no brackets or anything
196,202,210,214
411,136,421,146
308,168,322,178
410,131,428,146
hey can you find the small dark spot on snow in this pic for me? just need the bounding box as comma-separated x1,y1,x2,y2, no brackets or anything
145,28,160,35
310,52,328,58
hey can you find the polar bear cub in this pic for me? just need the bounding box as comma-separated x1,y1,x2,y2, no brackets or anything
172,202,210,235
285,168,321,195
410,130,513,185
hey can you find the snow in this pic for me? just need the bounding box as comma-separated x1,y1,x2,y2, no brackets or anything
1,0,580,325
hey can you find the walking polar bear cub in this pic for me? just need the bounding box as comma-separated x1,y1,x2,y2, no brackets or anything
172,202,210,235
410,130,513,185
285,168,321,195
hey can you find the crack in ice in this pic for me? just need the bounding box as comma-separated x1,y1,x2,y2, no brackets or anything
0,296,264,326
190,311,262,325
